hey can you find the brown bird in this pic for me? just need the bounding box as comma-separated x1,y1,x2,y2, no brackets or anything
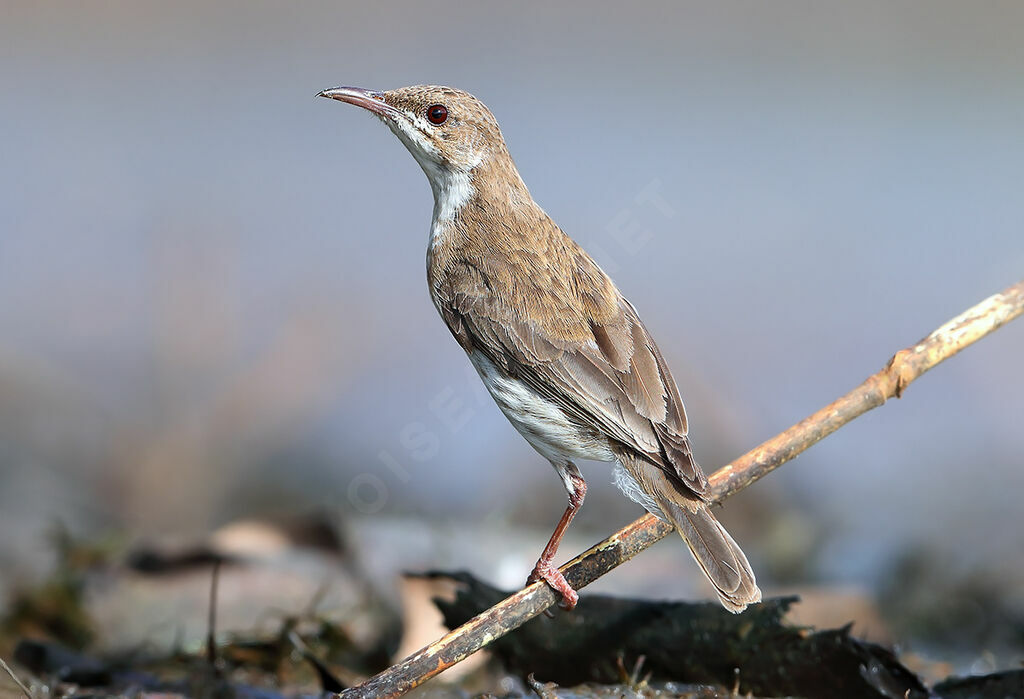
319,84,760,612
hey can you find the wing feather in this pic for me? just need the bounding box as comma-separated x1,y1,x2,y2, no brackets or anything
441,262,707,498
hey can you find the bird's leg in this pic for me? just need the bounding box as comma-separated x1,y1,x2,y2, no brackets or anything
527,462,587,610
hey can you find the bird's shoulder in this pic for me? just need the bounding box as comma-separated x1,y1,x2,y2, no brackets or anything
430,205,620,347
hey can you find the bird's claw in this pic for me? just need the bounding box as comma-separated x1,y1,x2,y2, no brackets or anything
527,562,579,611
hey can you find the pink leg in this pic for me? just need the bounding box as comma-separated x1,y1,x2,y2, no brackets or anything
527,465,587,610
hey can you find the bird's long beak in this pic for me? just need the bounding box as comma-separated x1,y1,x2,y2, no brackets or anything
318,86,399,120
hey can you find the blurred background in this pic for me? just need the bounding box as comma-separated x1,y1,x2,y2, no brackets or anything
1,0,1022,678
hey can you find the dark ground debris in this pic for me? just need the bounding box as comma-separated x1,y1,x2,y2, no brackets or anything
2,535,1022,699
427,571,930,699
426,571,1024,699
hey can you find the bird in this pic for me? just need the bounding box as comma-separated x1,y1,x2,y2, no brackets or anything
318,84,760,613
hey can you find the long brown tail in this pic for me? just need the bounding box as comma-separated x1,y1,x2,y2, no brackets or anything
660,496,761,612
621,455,761,612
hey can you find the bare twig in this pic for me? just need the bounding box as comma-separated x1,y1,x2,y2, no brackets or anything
0,656,32,698
288,630,346,693
338,280,1024,698
708,280,1024,501
205,559,221,668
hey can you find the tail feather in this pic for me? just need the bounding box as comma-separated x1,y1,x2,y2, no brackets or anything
617,453,761,613
661,496,761,613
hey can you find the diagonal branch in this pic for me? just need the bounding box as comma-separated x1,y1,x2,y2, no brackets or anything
338,279,1024,699
0,656,31,699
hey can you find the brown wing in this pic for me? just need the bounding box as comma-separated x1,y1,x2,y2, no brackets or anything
438,258,708,497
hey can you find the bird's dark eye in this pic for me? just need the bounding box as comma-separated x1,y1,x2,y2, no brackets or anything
426,104,448,125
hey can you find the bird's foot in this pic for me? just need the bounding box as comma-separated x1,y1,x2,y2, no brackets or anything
527,561,579,611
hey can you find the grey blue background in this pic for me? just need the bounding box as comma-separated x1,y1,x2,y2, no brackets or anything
2,1,1022,653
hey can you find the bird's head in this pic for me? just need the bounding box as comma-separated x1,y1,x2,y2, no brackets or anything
319,84,518,211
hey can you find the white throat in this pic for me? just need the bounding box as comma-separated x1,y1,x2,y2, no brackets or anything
430,168,474,223
420,160,476,251
384,117,477,249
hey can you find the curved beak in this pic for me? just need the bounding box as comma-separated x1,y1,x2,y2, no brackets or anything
318,86,399,120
